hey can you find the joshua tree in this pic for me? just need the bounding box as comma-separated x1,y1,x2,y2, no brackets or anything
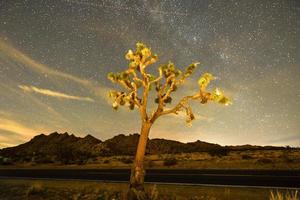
107,43,231,199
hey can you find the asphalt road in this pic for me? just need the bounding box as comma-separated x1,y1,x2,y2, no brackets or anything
0,169,299,188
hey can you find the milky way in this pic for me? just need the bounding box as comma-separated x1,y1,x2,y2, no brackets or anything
0,0,299,148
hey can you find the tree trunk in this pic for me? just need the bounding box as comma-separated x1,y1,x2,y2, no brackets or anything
127,122,152,200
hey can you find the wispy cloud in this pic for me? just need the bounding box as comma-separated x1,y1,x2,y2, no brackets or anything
0,118,40,137
0,82,70,123
0,39,89,85
0,117,49,148
18,85,95,102
0,38,109,100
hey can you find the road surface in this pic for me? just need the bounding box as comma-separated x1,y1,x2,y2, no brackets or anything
0,169,299,188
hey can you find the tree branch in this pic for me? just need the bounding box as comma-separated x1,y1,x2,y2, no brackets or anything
157,90,213,119
162,77,176,101
159,95,195,116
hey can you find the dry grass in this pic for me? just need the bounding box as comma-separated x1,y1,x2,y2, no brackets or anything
1,149,299,170
0,179,298,200
26,182,45,196
150,150,300,169
269,190,299,200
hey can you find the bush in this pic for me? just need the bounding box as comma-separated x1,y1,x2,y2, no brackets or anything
119,157,133,164
35,156,54,164
242,154,253,160
207,148,230,157
281,151,293,163
97,191,123,200
0,157,12,165
257,158,272,164
76,159,86,165
163,157,178,166
27,183,45,196
103,159,110,164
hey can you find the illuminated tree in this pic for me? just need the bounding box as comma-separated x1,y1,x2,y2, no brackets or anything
107,43,231,199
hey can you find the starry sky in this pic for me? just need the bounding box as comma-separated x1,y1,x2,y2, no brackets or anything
0,0,299,148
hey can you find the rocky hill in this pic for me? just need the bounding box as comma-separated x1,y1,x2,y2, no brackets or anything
0,132,108,164
0,132,286,164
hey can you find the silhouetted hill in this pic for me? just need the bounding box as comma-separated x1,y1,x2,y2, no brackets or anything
0,132,287,164
104,134,140,155
0,132,106,164
148,138,187,154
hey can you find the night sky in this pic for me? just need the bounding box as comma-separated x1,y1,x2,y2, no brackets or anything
0,0,299,148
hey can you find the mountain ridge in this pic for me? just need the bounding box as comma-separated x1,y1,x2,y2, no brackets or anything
0,132,288,164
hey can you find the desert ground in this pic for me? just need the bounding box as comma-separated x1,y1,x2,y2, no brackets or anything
1,150,299,199
2,149,299,170
1,179,298,200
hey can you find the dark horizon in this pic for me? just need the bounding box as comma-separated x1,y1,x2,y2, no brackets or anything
1,131,298,150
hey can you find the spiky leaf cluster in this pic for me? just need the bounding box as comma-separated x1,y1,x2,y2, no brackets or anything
107,42,231,125
212,88,231,106
108,90,139,110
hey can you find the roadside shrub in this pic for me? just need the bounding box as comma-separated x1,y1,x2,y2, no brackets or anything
92,157,98,162
103,191,123,200
207,148,230,157
163,157,178,166
103,159,110,164
27,183,45,196
119,157,133,164
0,157,12,165
269,190,298,200
281,151,293,163
257,158,273,164
72,193,81,200
157,154,163,159
241,154,253,160
285,146,292,151
35,156,54,164
76,159,86,165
